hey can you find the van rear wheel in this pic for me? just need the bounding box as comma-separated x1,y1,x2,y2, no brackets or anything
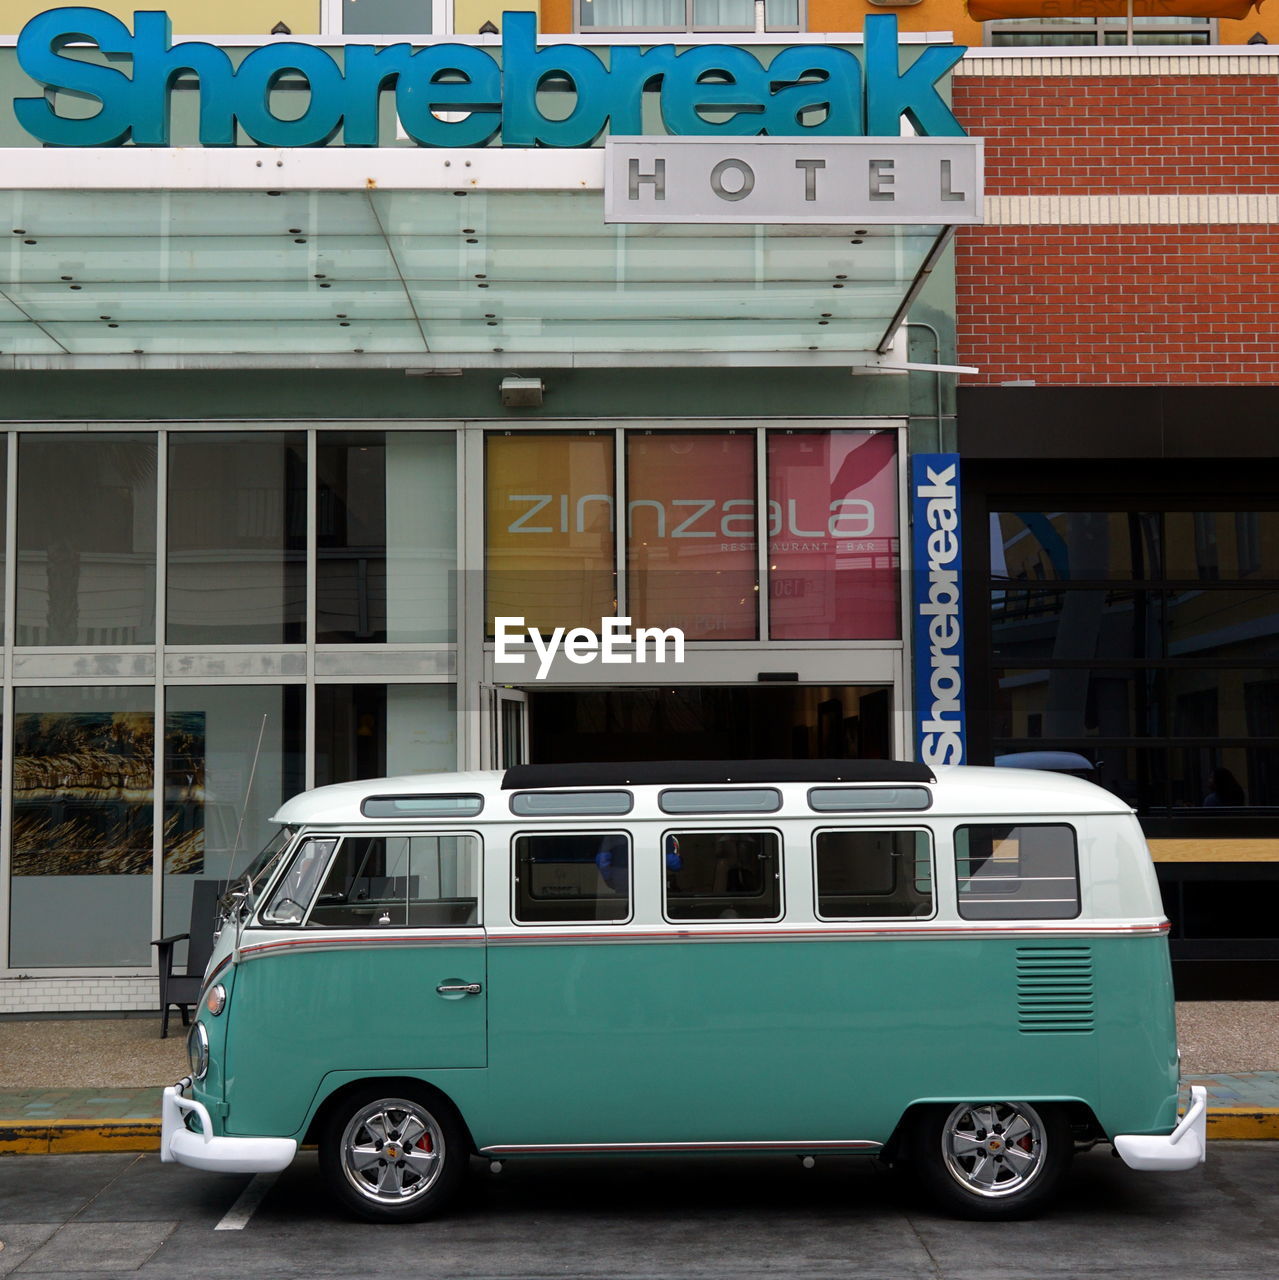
320,1087,465,1223
910,1101,1071,1221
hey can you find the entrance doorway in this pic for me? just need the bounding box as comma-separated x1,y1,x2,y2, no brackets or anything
524,686,891,764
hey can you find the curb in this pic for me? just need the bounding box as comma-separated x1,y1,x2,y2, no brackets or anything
4,1110,1279,1155
0,1119,161,1155
1205,1108,1279,1140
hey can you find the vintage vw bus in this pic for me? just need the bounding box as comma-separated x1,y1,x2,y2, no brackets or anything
161,760,1206,1222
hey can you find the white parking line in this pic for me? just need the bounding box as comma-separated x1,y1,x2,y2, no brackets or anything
214,1172,279,1231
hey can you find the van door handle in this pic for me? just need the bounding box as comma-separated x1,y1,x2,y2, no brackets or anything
436,982,482,995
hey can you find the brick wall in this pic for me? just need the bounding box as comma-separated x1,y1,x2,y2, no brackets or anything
954,76,1279,197
0,976,155,1015
957,225,1279,386
952,63,1279,387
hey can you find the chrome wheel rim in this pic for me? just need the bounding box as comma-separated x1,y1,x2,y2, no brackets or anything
940,1102,1047,1199
340,1098,445,1206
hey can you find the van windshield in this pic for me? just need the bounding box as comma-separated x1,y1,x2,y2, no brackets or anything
221,827,296,918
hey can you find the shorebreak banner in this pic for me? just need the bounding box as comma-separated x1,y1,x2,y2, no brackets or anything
911,453,966,768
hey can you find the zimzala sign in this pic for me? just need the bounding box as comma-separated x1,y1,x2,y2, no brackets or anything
13,9,968,148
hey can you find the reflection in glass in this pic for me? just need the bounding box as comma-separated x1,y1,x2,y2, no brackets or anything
768,431,899,640
315,684,457,788
9,686,154,967
486,433,616,634
991,587,1158,662
579,0,684,27
627,432,756,641
991,511,1159,582
342,0,432,34
17,434,156,646
994,667,1160,741
1165,513,1279,580
167,432,305,644
161,684,304,953
317,431,456,643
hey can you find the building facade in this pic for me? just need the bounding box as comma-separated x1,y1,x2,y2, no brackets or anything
0,2,1274,1013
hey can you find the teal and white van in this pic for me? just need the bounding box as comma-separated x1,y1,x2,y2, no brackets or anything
161,760,1207,1222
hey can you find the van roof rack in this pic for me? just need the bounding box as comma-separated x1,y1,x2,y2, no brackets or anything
501,760,935,790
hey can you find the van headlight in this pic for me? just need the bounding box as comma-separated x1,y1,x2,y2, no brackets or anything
188,1021,209,1081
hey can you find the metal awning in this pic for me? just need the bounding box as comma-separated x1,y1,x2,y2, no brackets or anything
0,148,961,371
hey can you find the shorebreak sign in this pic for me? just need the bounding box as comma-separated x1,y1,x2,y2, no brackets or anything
13,9,969,147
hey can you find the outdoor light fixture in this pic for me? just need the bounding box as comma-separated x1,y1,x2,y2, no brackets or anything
500,376,544,407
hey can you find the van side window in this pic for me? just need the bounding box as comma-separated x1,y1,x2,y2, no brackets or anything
664,831,781,921
954,824,1080,921
306,834,480,928
814,830,933,919
513,832,631,924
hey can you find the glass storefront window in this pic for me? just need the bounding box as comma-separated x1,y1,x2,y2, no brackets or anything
626,431,757,641
317,431,457,643
167,432,306,644
993,667,1160,741
486,433,616,634
9,685,154,968
161,684,305,950
767,430,899,640
991,511,1160,582
1164,512,1279,581
315,684,457,787
16,433,157,647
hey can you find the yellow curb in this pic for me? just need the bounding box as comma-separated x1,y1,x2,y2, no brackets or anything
1,1119,160,1156
1205,1108,1279,1140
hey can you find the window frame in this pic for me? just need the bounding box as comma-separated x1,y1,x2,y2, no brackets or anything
953,821,1081,922
983,17,1216,48
320,0,453,36
510,828,636,926
574,0,803,34
258,830,484,930
661,825,784,923
811,825,936,923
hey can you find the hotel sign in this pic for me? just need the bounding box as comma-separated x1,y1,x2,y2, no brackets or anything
605,137,982,225
13,9,969,148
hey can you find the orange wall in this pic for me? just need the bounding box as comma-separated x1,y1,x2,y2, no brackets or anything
546,0,1278,47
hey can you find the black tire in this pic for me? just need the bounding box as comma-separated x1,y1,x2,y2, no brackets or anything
907,1100,1072,1221
319,1085,467,1223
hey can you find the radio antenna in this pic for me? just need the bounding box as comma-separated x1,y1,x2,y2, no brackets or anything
226,713,269,888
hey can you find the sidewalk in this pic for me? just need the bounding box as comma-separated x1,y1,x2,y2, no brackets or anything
2,1004,1277,1154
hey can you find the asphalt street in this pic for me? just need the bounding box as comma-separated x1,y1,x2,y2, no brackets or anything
0,1142,1276,1279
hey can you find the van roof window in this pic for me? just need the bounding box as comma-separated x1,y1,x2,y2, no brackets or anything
510,790,634,816
360,794,484,819
808,787,932,813
659,788,782,815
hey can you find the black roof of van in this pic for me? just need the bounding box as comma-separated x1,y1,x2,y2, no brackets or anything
501,760,935,790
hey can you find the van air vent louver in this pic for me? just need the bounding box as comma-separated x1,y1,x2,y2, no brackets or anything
1016,946,1095,1035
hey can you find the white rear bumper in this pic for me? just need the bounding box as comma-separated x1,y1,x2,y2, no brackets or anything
162,1079,297,1174
1114,1085,1208,1172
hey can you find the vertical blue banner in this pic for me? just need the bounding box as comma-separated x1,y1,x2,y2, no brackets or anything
910,453,965,767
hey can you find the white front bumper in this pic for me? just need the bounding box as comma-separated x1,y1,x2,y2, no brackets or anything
162,1079,297,1174
1114,1085,1208,1172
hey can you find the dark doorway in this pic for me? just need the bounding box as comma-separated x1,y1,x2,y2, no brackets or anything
526,686,891,764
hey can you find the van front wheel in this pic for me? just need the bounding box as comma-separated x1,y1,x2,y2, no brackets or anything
320,1087,465,1223
910,1101,1071,1221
